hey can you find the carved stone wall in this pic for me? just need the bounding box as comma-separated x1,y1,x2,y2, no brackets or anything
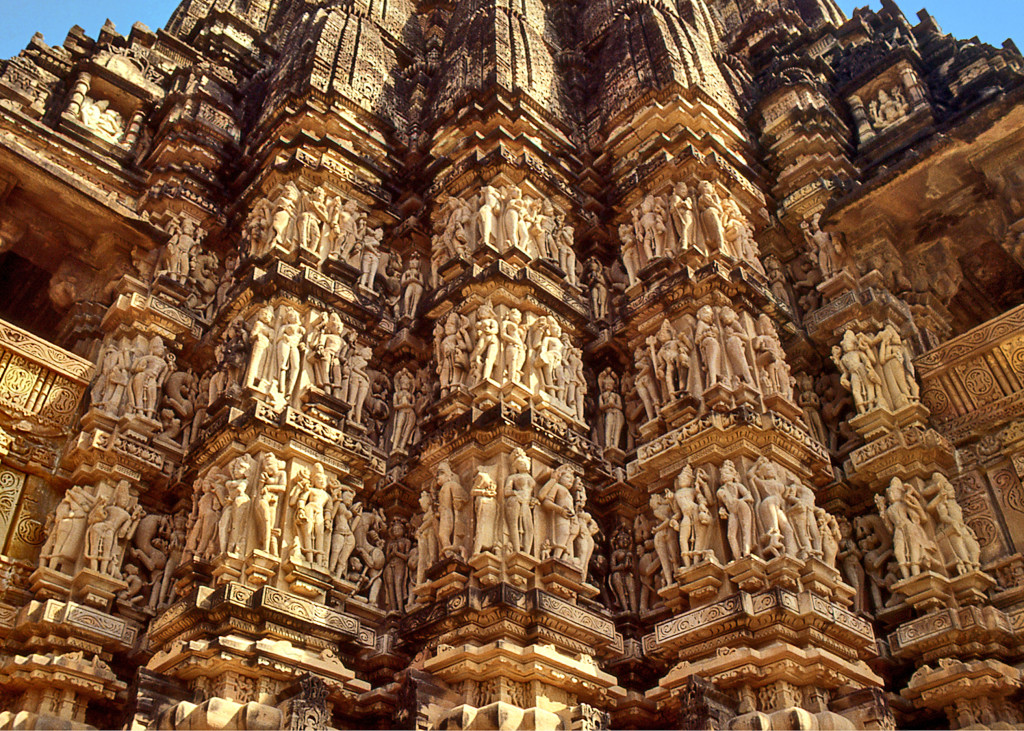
0,0,1023,729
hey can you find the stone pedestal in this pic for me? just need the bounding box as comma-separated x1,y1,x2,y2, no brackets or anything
725,555,769,592
211,553,245,587
283,558,332,601
505,551,539,591
765,555,803,591
817,270,859,300
71,568,126,610
675,557,726,606
29,566,72,600
536,557,589,601
245,550,281,587
949,570,996,606
468,551,502,588
892,571,950,613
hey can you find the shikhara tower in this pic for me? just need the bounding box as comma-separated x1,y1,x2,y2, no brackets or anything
0,0,1023,728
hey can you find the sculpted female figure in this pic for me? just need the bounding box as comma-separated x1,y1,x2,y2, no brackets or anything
650,491,679,584
43,485,98,573
436,313,471,395
876,477,935,580
389,369,417,452
415,490,440,586
185,473,222,560
538,465,576,561
471,470,500,556
716,460,755,561
672,465,700,566
469,302,501,384
273,307,305,399
749,457,797,558
255,454,286,555
503,448,536,555
219,455,254,555
695,305,722,390
923,472,981,574
290,464,333,568
246,306,275,389
634,348,660,420
436,462,468,559
343,345,372,424
697,181,725,254
328,482,356,578
719,307,755,389
669,182,695,251
499,308,527,383
598,369,624,450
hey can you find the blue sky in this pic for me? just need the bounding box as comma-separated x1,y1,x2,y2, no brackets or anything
0,0,1021,61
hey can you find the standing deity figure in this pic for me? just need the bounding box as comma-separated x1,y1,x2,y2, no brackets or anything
647,487,679,585
609,527,638,613
400,253,425,319
415,490,440,587
536,318,565,400
476,186,501,251
583,258,610,321
273,306,305,400
716,460,755,561
86,481,139,576
504,448,536,555
556,217,579,286
672,465,713,567
499,308,527,383
755,315,794,400
696,182,726,254
219,455,255,555
619,223,641,287
42,485,98,574
436,312,472,395
255,453,286,556
270,182,301,251
333,200,364,260
648,320,688,402
91,342,131,412
832,330,882,414
872,323,917,409
749,457,798,558
161,217,198,282
328,482,357,578
289,463,333,569
785,474,822,560
635,195,667,260
502,188,529,250
382,520,411,611
875,477,937,580
801,212,849,280
184,472,222,560
669,182,695,251
343,345,372,424
299,188,330,257
576,510,600,584
598,368,625,450
469,302,501,384
246,306,276,389
436,462,469,560
816,508,842,568
695,305,722,390
562,342,587,422
357,228,383,290
128,337,173,419
923,472,981,575
719,307,756,389
471,470,500,556
634,347,661,421
389,369,417,452
307,311,346,396
537,465,577,561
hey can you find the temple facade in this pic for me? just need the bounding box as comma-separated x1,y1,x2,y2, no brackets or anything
0,0,1022,728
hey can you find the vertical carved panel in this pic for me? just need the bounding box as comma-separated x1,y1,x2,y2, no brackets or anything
0,466,27,552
